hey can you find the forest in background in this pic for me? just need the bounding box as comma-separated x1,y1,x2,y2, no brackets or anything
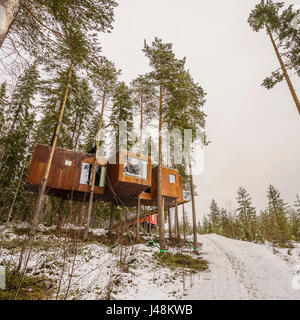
0,0,299,249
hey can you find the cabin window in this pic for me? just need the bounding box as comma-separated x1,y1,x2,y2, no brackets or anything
80,162,106,187
123,156,148,179
95,166,106,187
80,163,93,185
65,160,72,166
169,174,176,184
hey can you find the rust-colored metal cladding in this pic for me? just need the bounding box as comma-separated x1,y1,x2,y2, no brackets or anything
168,175,188,208
105,150,152,201
25,144,107,201
25,145,187,207
139,166,182,207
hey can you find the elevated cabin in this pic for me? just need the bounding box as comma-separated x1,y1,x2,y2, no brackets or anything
25,145,185,207
140,166,183,207
105,150,152,204
25,144,107,201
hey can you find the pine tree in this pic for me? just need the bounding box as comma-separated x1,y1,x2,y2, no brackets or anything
0,64,39,222
7,64,39,132
0,82,9,137
1,0,118,68
266,184,290,246
143,37,189,250
248,0,300,114
208,199,221,234
83,56,120,240
130,74,157,154
291,194,300,241
236,186,257,241
109,81,133,151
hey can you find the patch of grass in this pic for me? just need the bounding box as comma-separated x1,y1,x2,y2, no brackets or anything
154,252,208,272
0,239,54,250
0,269,54,300
12,227,28,236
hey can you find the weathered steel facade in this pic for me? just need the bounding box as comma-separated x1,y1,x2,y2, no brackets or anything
26,144,186,207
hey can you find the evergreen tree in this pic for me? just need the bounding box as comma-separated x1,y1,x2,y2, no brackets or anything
208,199,221,234
290,194,300,241
109,81,133,151
0,64,39,222
236,186,257,241
143,37,189,250
266,184,290,246
0,82,9,137
130,74,157,153
248,0,300,114
7,64,39,132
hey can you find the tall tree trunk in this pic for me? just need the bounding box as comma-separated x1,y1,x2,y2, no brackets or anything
188,149,198,250
182,203,186,241
157,83,166,250
56,198,65,231
6,158,26,223
84,90,106,240
136,195,140,241
175,199,180,243
0,0,20,48
109,202,114,236
266,26,300,115
139,93,143,154
17,62,73,272
167,206,172,239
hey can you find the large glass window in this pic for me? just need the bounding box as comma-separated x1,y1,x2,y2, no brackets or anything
80,163,92,185
123,156,148,179
80,163,106,187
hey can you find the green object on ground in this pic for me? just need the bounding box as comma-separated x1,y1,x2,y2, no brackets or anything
187,239,199,251
151,239,168,252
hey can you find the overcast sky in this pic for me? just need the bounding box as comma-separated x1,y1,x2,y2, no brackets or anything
99,0,300,219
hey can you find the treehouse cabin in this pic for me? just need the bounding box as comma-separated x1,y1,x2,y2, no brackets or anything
25,145,186,208
25,144,107,201
105,150,152,204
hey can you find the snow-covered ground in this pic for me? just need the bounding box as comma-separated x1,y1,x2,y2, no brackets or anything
0,224,299,300
186,234,300,300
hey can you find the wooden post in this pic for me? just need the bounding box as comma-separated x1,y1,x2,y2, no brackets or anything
175,199,180,243
149,215,152,236
109,202,114,236
136,195,140,241
167,206,172,239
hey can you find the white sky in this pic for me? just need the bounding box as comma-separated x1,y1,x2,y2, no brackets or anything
99,0,300,219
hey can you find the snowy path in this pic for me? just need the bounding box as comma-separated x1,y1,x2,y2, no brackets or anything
185,234,300,300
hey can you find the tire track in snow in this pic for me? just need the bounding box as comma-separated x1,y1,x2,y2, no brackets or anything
185,234,300,300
